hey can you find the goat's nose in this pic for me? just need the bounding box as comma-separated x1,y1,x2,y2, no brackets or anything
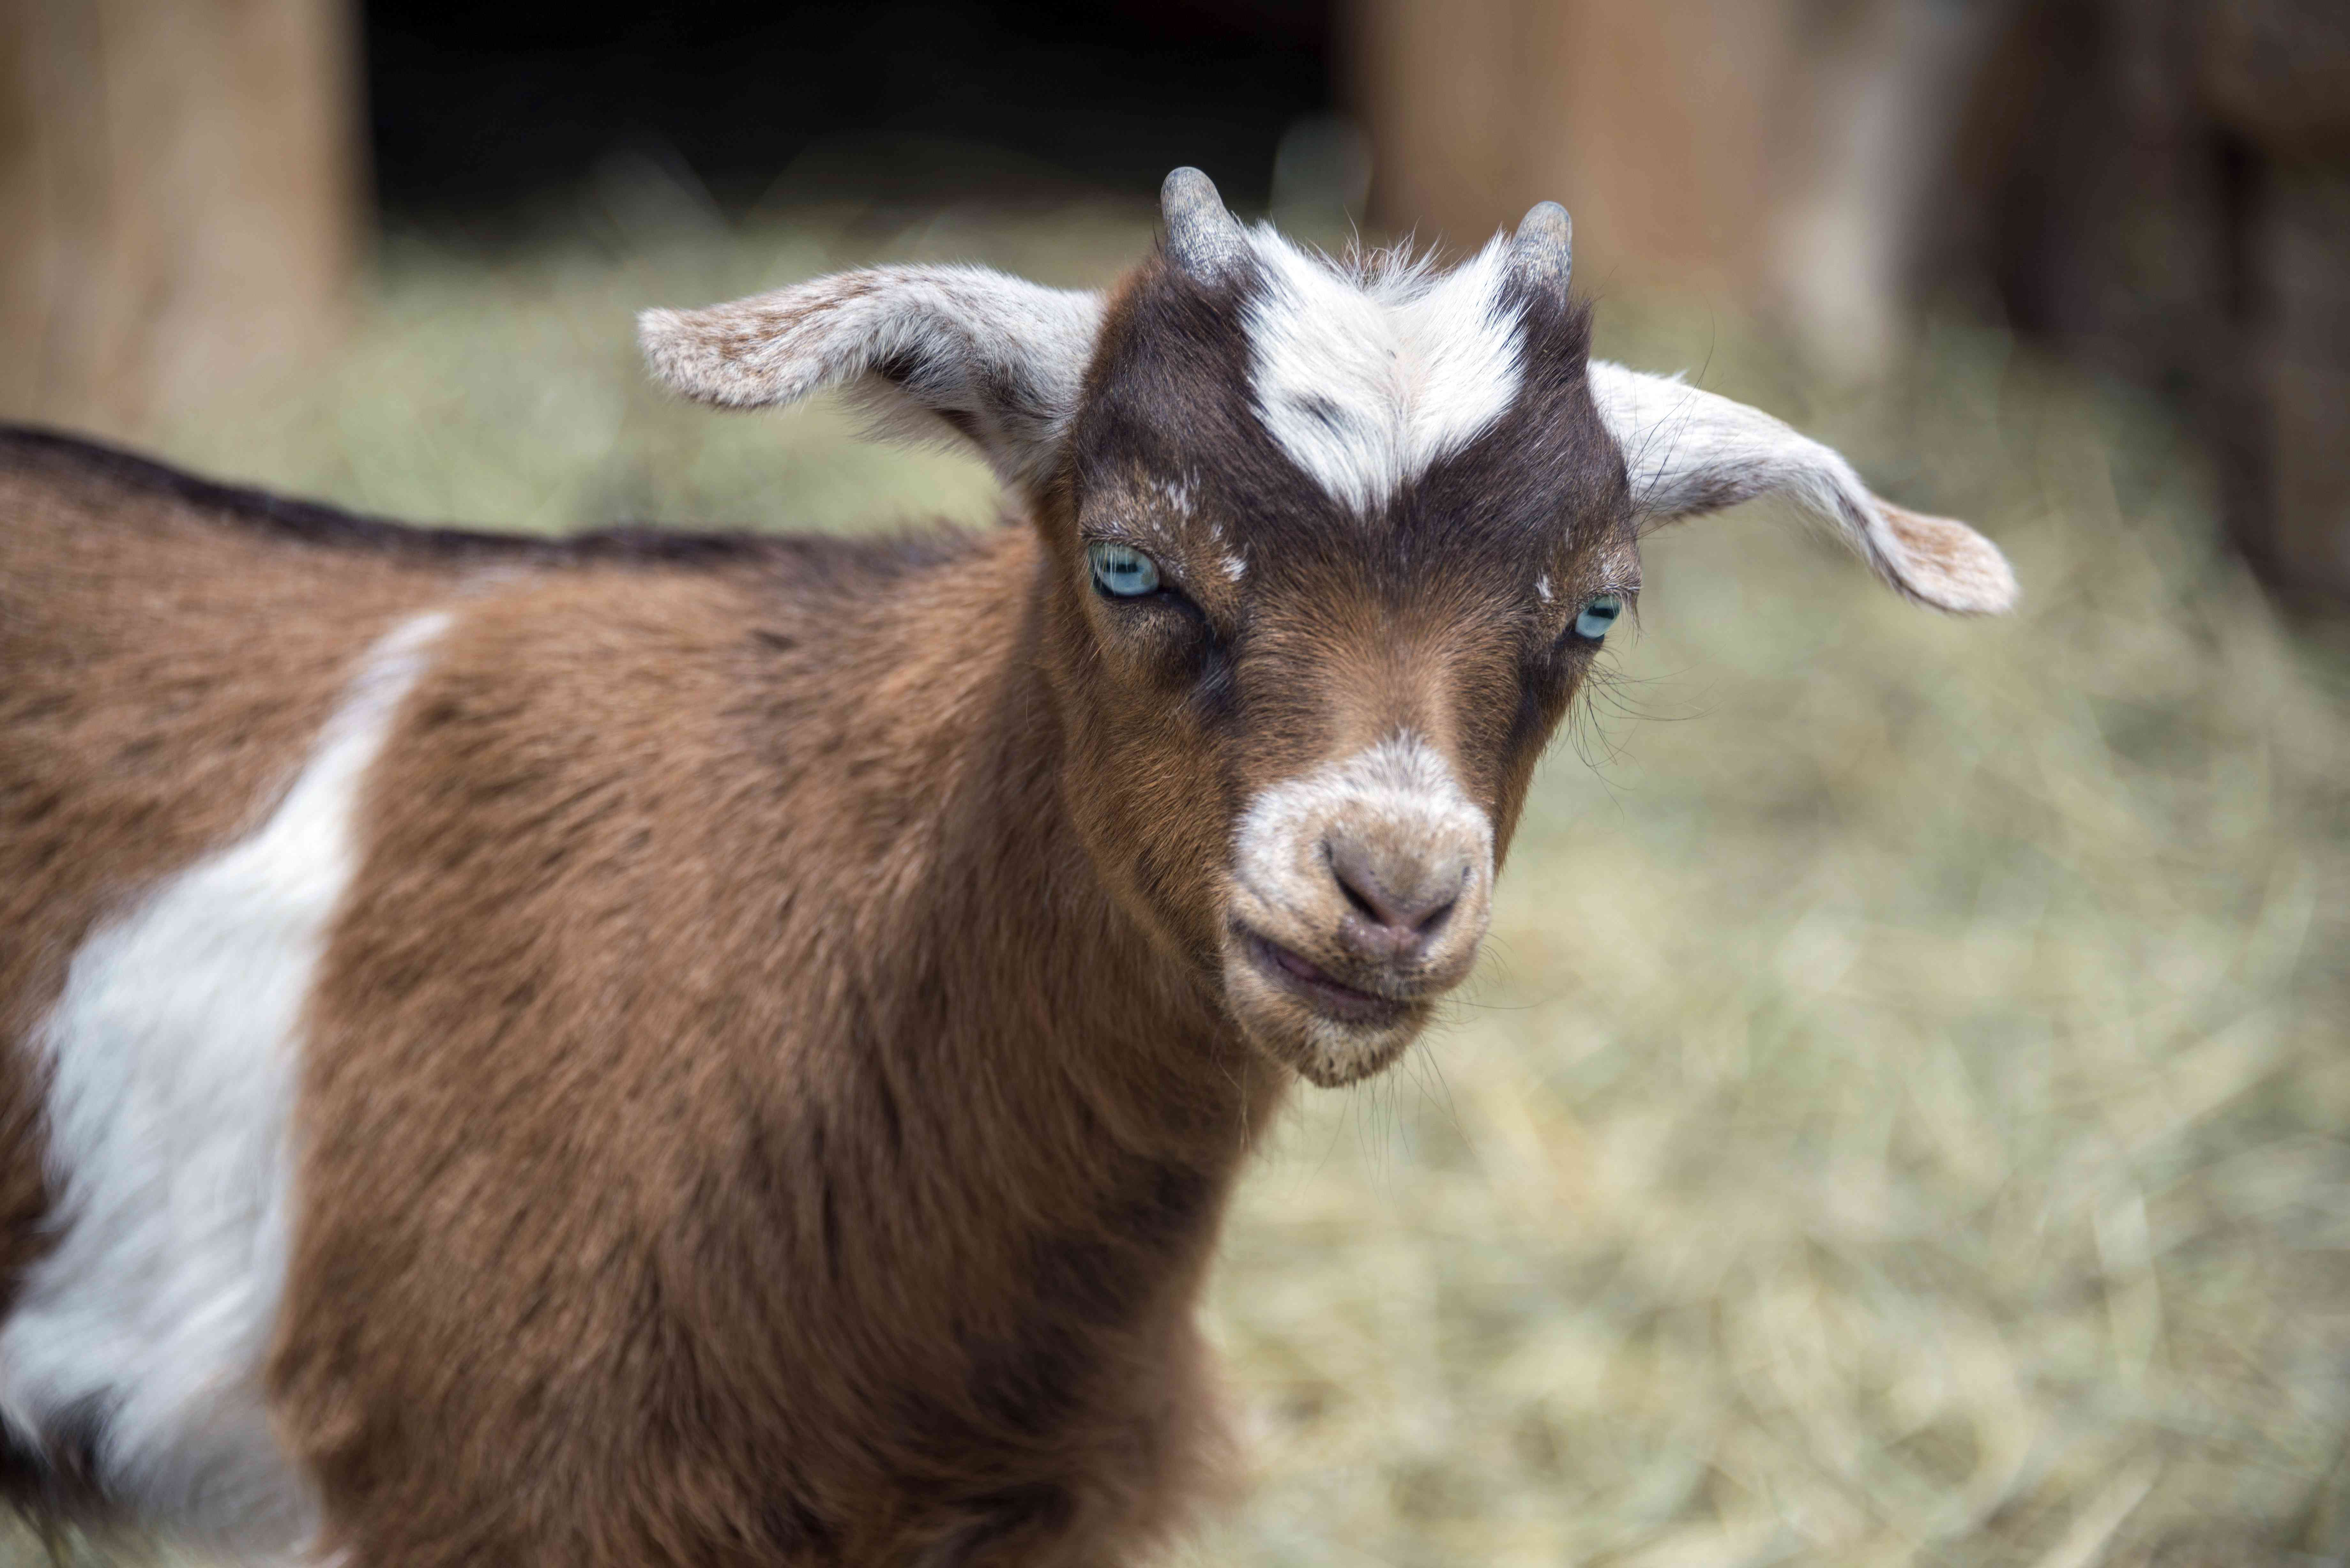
1326,833,1466,960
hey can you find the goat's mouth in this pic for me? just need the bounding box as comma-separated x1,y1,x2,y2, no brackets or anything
1234,927,1414,1029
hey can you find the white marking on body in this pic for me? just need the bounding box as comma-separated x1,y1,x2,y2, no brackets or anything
1222,551,1247,582
1233,733,1492,924
1536,574,1553,603
1243,231,1526,514
0,610,452,1550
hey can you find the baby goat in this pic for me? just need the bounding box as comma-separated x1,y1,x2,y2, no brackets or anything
0,170,2013,1565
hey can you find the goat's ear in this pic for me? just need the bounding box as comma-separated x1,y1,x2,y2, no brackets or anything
1588,360,2018,614
638,266,1106,495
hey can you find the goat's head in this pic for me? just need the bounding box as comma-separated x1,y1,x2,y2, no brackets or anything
639,169,2017,1087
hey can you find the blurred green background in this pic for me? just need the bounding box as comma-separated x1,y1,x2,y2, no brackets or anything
12,193,2339,1567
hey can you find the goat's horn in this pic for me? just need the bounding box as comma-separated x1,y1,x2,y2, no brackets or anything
1508,200,1573,292
1162,167,1249,282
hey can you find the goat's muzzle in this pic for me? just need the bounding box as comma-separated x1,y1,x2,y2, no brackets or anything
1220,735,1494,1086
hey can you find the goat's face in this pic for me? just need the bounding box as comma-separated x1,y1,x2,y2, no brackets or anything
1037,218,1631,1085
640,169,2018,1088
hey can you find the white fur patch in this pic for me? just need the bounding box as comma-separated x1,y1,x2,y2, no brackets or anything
1243,232,1526,515
1233,732,1493,920
0,610,451,1549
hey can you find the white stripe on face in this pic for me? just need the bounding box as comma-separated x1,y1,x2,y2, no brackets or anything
0,609,450,1550
1242,232,1527,515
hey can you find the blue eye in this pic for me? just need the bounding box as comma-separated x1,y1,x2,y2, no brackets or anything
1573,594,1623,640
1089,541,1162,598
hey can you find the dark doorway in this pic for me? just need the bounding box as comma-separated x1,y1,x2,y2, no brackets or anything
364,0,1335,221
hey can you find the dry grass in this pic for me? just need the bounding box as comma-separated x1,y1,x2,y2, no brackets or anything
16,192,2350,1567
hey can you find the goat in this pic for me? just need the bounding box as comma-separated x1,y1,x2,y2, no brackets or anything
0,169,2014,1566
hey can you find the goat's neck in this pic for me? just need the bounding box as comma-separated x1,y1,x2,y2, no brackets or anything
792,525,1282,1273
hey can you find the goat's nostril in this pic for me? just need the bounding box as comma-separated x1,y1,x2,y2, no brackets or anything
1332,862,1385,925
1325,840,1402,930
1324,837,1467,947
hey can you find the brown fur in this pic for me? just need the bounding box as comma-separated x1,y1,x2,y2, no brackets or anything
0,169,2016,1556
257,241,1633,1551
277,521,1279,1565
0,234,1631,1562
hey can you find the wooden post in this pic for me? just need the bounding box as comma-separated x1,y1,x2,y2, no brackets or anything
1349,0,1800,285
1345,0,2003,373
0,0,363,441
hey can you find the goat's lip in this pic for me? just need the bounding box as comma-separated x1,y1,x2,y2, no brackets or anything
1235,928,1413,1027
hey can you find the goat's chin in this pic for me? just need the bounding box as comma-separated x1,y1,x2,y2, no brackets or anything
1218,949,1433,1088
